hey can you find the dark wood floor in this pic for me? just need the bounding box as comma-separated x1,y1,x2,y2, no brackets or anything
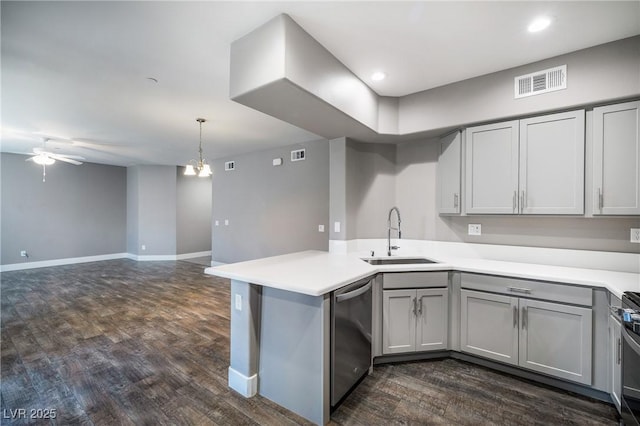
1,259,618,425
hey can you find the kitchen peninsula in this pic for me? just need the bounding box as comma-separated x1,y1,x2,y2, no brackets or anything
205,243,640,425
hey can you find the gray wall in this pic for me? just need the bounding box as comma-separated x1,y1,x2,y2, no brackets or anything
1,153,126,264
176,167,212,255
126,166,139,254
126,165,177,256
211,139,329,263
345,139,396,239
400,36,640,135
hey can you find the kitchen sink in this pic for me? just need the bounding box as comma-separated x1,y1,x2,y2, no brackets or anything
366,257,439,265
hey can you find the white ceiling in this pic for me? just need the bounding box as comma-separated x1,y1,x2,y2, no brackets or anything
2,1,639,167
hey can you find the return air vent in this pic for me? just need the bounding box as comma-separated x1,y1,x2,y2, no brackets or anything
515,65,566,99
225,161,235,171
291,148,306,162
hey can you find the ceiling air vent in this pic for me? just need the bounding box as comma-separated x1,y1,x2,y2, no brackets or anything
515,65,566,99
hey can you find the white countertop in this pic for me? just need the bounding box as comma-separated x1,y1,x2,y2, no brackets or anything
205,250,640,299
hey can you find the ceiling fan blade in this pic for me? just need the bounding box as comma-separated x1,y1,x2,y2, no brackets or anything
25,156,36,162
53,153,85,160
49,155,82,165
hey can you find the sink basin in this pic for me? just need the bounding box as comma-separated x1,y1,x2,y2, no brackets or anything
366,257,438,265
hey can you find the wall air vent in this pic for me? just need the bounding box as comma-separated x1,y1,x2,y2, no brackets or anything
225,161,235,171
291,149,306,162
515,65,566,99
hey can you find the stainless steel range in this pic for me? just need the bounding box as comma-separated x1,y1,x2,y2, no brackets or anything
621,292,640,426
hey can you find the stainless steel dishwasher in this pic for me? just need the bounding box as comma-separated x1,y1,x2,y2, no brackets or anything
331,277,373,406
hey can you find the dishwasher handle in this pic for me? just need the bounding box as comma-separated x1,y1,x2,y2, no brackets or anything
335,281,372,303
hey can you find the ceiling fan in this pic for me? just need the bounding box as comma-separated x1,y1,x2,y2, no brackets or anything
26,138,85,182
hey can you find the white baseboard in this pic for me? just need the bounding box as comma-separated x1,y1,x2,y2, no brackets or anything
0,253,129,272
228,367,257,397
1,250,214,272
126,251,212,261
176,250,212,260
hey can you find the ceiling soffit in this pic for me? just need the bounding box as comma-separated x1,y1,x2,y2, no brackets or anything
231,14,640,143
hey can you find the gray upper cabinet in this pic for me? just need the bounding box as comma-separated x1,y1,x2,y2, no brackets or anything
592,100,640,215
465,110,585,215
437,131,462,215
465,121,519,214
519,110,585,214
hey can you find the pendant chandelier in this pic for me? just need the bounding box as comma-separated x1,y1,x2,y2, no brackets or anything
184,118,212,177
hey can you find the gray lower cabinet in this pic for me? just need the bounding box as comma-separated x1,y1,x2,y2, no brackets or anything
609,313,622,411
383,288,448,354
592,100,640,215
460,289,593,385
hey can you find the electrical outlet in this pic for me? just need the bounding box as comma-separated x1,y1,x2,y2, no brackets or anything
141,244,146,251
318,225,325,232
631,228,640,244
334,222,341,233
468,224,482,236
235,294,242,311
20,250,27,257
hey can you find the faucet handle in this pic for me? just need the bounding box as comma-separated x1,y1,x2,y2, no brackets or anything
390,245,400,250
370,250,375,257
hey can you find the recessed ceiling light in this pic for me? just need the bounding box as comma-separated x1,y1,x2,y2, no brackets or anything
528,16,551,33
371,71,386,81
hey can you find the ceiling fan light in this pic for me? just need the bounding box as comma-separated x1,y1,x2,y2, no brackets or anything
184,164,196,176
33,154,55,165
199,164,212,177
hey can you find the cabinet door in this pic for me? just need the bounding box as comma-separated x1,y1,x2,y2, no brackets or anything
416,288,448,351
610,315,622,411
382,290,416,354
593,101,640,215
518,299,592,385
437,131,462,214
460,290,518,365
465,121,519,214
519,110,585,214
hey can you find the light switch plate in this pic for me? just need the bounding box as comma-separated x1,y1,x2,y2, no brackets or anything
468,224,482,236
318,225,324,232
334,222,341,233
224,219,229,226
235,294,242,311
631,228,640,243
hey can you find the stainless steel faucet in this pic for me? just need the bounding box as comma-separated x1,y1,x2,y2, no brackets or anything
387,206,401,256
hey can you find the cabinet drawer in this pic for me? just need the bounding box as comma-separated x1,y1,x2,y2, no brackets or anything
383,272,449,289
460,273,592,306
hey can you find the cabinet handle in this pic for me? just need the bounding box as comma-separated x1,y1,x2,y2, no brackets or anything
513,306,518,328
513,191,517,213
454,193,459,209
412,297,417,316
507,286,532,294
598,188,604,211
418,296,423,316
522,307,527,329
521,190,526,211
617,337,621,365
